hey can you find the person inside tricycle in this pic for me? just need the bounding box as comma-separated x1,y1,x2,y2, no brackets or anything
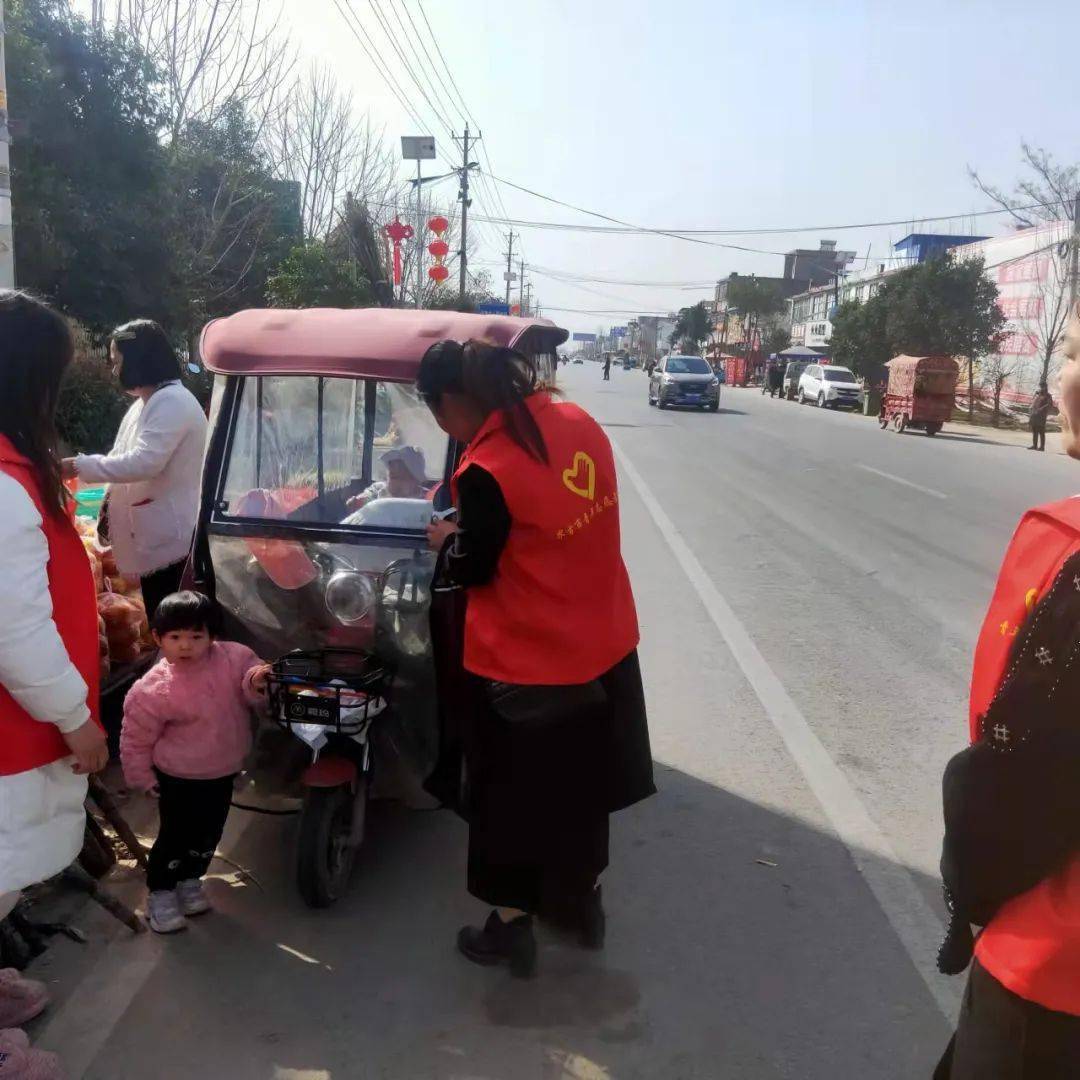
195,369,452,906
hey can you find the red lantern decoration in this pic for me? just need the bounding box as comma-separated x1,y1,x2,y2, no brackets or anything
428,264,450,284
427,239,449,259
382,218,414,286
428,215,449,236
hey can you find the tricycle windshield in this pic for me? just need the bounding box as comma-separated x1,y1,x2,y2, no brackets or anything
219,375,449,534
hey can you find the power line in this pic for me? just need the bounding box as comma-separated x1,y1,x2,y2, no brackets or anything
333,0,427,132
415,0,481,131
364,0,456,141
480,172,1060,239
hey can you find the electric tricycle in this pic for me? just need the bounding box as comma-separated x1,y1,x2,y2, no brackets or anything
192,307,568,906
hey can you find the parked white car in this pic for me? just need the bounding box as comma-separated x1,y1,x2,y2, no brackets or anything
797,364,862,410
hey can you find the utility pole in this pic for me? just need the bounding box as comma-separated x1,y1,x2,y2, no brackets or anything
415,157,423,309
504,230,516,307
523,282,533,318
518,257,525,313
0,0,15,289
454,125,480,305
1069,192,1080,315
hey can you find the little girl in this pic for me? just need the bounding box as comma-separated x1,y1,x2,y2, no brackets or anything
120,591,270,934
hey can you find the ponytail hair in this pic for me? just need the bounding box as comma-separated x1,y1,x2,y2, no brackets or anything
418,339,549,463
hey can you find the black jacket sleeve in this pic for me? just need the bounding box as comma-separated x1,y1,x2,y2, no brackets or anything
444,464,511,587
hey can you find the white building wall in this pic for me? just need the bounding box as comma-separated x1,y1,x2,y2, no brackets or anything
950,221,1071,403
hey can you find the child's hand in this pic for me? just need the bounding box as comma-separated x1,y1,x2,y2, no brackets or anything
250,664,273,694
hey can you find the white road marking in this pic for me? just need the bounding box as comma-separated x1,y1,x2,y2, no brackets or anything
857,464,948,499
613,439,961,1020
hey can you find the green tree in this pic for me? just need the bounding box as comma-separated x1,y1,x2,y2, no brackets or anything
881,256,1005,418
829,297,891,379
266,241,372,308
725,277,784,354
763,324,792,355
8,0,179,332
672,301,711,353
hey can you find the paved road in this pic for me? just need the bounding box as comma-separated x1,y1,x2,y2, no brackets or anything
34,364,1080,1079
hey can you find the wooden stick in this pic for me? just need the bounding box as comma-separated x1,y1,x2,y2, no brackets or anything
88,777,150,870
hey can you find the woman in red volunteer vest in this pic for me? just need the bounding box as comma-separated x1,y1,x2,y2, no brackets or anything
936,304,1080,1077
421,338,655,978
0,293,107,1047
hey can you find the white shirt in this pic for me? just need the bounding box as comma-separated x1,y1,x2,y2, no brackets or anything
0,475,91,893
75,382,208,576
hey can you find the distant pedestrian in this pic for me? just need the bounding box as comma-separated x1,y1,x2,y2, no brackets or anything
120,592,270,934
602,355,612,381
421,339,654,979
1029,381,1053,451
934,306,1080,1078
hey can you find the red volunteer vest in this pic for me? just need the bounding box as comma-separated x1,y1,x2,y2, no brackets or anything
0,438,100,776
453,393,639,685
969,496,1080,1014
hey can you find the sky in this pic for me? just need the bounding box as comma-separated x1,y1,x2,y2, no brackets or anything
141,0,1080,336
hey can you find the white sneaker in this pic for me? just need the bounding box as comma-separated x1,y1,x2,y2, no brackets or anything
147,890,187,934
176,879,211,917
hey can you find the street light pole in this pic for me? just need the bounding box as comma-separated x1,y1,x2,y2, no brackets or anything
504,230,515,307
415,157,423,309
0,0,15,289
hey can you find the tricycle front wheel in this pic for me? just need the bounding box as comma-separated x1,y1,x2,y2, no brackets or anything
296,779,367,908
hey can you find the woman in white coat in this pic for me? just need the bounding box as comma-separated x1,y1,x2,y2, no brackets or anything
63,320,208,619
0,292,107,1073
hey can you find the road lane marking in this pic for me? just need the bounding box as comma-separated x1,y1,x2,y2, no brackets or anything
613,439,961,1020
857,464,947,499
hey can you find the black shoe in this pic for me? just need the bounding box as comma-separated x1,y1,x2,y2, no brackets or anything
457,911,537,978
579,886,605,950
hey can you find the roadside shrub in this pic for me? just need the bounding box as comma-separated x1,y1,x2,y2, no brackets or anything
56,344,128,454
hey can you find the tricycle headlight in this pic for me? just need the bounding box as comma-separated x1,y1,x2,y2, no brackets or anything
661,374,675,384
325,570,375,625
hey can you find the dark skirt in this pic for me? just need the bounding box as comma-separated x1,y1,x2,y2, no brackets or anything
934,959,1080,1080
464,650,655,913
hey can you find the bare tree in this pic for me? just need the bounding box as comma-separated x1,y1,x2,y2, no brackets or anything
1032,252,1072,385
270,66,396,242
970,142,1080,227
97,0,295,145
978,352,1024,427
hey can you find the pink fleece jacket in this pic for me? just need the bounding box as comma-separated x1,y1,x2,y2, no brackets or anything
120,641,264,791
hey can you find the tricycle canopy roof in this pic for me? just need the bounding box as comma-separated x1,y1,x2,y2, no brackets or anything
885,354,960,374
200,308,569,382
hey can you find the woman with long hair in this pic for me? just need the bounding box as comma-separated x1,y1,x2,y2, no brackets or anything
0,291,106,1074
421,339,654,978
63,319,207,618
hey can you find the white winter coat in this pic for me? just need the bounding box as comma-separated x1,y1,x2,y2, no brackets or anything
0,474,91,895
75,382,208,577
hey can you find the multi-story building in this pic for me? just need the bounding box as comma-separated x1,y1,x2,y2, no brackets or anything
787,232,988,349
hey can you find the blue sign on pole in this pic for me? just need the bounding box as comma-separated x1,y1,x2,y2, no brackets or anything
477,300,510,315
610,326,628,338
572,332,597,342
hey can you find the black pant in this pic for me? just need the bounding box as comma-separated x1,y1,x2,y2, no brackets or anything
146,770,236,892
1031,423,1047,451
140,560,187,622
935,959,1080,1079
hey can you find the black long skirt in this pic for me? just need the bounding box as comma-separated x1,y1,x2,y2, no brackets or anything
934,959,1080,1079
464,650,655,914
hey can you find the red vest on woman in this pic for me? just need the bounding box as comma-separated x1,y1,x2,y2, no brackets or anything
969,496,1080,1014
453,392,639,685
0,437,100,776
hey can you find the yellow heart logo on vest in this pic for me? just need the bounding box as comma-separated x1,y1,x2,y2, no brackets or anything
562,451,596,501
